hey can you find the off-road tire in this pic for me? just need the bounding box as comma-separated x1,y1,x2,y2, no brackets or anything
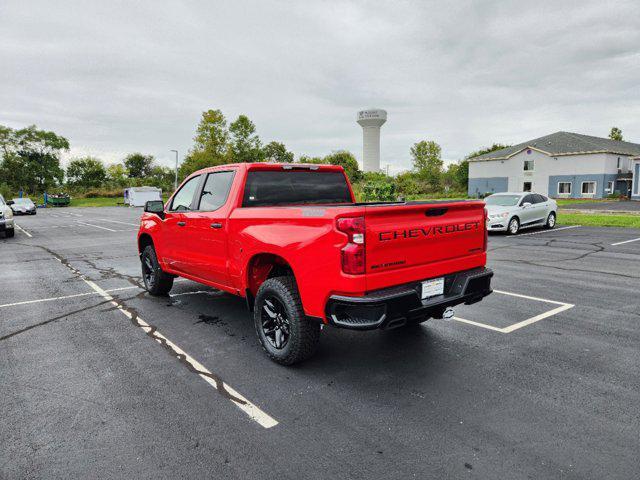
507,216,520,235
5,227,15,238
141,245,174,296
254,276,320,365
545,212,556,229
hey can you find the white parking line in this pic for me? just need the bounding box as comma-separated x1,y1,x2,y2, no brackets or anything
76,221,118,232
14,256,278,429
15,224,32,238
509,225,581,237
452,289,574,333
100,219,140,227
0,285,140,309
611,237,640,246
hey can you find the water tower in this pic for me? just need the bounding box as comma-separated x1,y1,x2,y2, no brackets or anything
357,109,387,172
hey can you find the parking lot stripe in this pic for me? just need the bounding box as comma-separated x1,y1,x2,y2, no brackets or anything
611,237,640,246
81,277,278,429
0,282,200,310
452,290,574,333
15,224,32,237
76,221,118,232
0,291,97,309
41,253,278,429
100,219,140,227
509,225,581,237
451,316,505,332
500,303,574,333
493,289,568,306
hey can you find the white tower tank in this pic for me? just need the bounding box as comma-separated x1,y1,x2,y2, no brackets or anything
357,109,387,173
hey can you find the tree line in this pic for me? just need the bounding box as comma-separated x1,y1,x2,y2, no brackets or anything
5,113,621,201
0,116,503,201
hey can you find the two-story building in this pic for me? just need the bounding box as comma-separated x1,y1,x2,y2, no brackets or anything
467,131,640,199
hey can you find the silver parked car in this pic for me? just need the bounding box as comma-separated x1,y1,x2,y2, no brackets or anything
10,197,37,215
0,194,15,238
485,192,557,235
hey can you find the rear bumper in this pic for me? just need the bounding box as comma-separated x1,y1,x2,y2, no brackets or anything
325,267,493,330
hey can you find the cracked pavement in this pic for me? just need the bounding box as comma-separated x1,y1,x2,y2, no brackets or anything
1,207,639,479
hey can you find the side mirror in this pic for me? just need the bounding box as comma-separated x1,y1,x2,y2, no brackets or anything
522,202,532,208
6,200,14,206
144,200,165,219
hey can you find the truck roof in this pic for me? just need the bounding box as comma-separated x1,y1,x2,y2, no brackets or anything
190,162,345,177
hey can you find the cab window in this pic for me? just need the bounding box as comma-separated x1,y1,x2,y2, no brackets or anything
197,171,235,211
169,175,201,211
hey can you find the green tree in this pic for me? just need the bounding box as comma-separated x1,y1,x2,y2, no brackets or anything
228,115,263,163
180,109,230,179
106,164,128,187
323,150,362,181
442,160,469,191
66,157,107,188
466,143,511,159
193,109,229,158
0,124,68,193
609,127,623,141
263,141,294,163
410,140,443,191
147,166,175,192
298,155,324,164
124,153,155,178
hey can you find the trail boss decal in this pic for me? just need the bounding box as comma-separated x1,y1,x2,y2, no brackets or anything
379,221,481,242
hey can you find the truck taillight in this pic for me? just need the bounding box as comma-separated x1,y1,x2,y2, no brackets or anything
337,216,365,274
483,207,488,251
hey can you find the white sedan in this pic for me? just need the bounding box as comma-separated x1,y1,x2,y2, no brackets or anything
485,192,557,235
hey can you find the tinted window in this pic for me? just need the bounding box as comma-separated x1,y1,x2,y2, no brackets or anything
521,194,535,205
532,194,545,204
198,171,235,211
242,170,352,207
170,175,201,211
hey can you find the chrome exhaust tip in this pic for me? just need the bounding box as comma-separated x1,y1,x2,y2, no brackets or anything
442,307,455,320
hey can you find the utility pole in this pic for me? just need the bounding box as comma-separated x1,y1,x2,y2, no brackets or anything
170,150,179,190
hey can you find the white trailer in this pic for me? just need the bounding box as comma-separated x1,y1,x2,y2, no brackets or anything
124,187,162,207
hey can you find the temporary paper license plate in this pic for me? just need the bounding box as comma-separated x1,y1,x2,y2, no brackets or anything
421,277,444,299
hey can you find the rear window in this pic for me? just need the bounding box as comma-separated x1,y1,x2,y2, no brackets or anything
242,170,352,207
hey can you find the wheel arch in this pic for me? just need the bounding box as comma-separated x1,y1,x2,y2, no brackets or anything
138,233,154,255
245,253,296,310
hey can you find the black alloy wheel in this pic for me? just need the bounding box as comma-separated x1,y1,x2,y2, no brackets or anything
261,296,291,349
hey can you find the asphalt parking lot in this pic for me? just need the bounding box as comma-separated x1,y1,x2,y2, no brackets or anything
2,207,639,479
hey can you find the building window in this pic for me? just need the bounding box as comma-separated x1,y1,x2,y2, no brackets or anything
606,181,614,195
524,160,534,171
581,181,596,196
617,157,621,170
558,182,572,195
523,181,532,192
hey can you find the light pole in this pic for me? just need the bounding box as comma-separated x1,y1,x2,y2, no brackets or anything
170,150,179,190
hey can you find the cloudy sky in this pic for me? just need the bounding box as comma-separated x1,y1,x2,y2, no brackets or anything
1,0,639,173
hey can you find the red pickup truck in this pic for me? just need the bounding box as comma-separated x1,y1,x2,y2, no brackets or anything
138,163,492,364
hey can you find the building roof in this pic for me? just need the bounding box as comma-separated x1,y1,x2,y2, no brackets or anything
469,131,640,162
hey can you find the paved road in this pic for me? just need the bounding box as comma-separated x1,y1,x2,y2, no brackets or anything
1,207,639,479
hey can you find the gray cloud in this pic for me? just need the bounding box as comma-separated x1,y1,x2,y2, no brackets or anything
1,0,638,174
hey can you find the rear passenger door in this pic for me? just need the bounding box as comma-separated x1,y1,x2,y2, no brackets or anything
182,170,236,287
532,194,549,223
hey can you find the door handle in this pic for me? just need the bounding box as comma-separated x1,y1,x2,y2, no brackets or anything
177,221,186,226
210,222,222,229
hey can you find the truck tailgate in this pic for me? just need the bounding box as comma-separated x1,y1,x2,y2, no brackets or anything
364,201,486,290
